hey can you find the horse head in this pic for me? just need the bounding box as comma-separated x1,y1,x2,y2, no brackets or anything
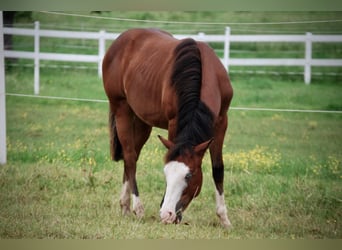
158,135,212,224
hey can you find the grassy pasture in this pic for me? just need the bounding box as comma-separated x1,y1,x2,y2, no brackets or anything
2,67,341,239
1,11,342,239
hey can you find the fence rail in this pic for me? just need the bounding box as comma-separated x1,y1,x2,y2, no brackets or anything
3,22,342,94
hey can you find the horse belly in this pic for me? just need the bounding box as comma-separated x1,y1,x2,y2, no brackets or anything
131,103,169,129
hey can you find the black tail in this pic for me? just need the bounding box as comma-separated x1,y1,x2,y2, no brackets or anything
109,109,123,161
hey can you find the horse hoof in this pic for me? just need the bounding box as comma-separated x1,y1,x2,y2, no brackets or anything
120,203,131,216
133,204,144,219
221,219,232,229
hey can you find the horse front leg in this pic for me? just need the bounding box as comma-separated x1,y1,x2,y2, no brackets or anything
210,114,232,229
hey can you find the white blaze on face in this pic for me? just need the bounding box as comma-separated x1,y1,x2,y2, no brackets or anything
160,161,190,223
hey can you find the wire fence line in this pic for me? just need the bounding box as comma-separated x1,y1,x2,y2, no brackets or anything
9,22,342,35
6,93,108,103
6,93,342,114
39,11,342,26
34,11,342,35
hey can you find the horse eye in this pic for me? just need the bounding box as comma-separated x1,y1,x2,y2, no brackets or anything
185,173,192,181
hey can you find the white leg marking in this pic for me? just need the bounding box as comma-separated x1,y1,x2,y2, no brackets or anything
120,181,131,215
215,189,232,228
132,194,144,218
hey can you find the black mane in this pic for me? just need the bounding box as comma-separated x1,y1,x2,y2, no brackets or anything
168,38,214,161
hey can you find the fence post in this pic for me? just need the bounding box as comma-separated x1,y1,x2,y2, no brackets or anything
223,26,231,72
34,21,40,94
98,30,105,78
304,32,312,84
0,11,7,165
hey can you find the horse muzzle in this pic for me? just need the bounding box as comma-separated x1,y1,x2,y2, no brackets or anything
160,210,182,224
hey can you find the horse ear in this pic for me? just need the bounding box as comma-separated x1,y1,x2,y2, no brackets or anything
158,135,174,149
194,139,213,156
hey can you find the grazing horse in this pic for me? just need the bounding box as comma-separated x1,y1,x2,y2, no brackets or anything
102,28,233,227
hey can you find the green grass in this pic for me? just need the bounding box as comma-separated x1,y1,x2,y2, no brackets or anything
2,66,341,239
1,11,342,239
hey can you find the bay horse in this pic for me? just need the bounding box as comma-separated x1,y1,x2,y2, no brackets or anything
102,28,233,228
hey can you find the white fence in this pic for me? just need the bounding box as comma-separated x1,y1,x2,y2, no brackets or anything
0,14,6,164
3,21,342,94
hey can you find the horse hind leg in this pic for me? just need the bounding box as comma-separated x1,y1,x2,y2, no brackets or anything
120,173,143,218
109,104,134,216
114,103,151,219
131,117,152,218
108,102,134,216
121,117,151,219
120,180,131,216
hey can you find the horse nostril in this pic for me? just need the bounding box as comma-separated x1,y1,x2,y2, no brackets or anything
160,210,176,224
